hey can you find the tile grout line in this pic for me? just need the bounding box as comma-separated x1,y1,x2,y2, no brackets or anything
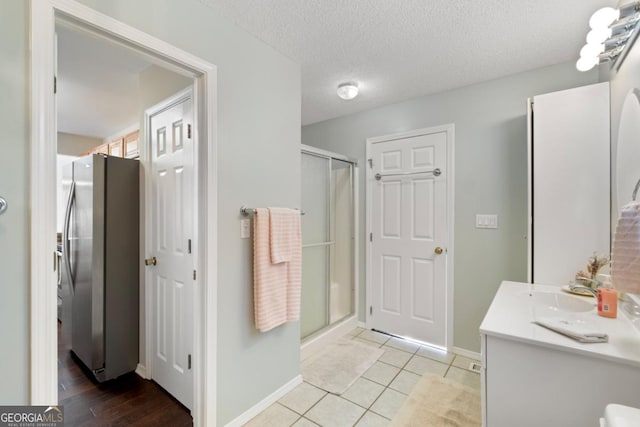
319,335,413,426
283,329,478,426
289,387,328,425
353,337,420,425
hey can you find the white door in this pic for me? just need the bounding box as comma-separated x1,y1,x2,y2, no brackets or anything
149,90,194,410
369,127,450,347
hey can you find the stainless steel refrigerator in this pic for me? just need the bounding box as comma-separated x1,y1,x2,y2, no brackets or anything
62,154,140,382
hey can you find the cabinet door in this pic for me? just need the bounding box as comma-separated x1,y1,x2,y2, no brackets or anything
95,143,109,155
108,139,124,157
124,130,139,159
531,82,610,284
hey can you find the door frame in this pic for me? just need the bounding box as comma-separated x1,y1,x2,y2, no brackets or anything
365,124,455,349
142,87,196,399
30,1,218,426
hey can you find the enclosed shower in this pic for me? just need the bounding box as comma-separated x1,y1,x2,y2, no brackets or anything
301,146,357,339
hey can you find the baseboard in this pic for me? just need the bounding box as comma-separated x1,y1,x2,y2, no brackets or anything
356,320,366,329
301,316,358,361
224,374,302,427
135,363,148,379
453,346,481,360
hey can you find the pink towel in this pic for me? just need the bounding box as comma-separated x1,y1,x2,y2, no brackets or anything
612,201,640,295
269,207,299,263
253,208,301,332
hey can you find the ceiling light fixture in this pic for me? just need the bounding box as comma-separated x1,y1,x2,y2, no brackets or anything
589,7,620,29
337,82,359,100
577,2,640,72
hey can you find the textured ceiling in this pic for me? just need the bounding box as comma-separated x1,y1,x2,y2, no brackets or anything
201,0,617,125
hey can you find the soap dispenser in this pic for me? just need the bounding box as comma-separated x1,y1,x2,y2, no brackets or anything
598,286,618,318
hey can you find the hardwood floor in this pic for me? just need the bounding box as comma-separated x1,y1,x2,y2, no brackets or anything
58,322,192,426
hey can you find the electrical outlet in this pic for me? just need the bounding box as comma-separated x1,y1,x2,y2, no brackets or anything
476,214,498,229
240,219,251,238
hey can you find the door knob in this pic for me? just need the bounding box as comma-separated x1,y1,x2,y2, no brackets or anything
144,257,157,266
434,247,444,255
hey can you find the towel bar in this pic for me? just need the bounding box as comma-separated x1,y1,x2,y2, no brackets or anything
633,178,640,201
240,206,304,216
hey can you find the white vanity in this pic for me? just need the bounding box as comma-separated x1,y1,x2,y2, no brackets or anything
480,281,640,427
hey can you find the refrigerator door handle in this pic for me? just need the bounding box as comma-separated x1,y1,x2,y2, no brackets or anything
63,181,76,295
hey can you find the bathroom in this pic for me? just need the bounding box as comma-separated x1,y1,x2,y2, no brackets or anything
5,0,640,426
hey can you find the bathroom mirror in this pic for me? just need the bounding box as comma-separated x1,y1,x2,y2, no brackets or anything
610,29,640,241
614,88,640,220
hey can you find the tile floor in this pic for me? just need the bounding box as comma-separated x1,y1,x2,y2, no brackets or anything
244,327,481,427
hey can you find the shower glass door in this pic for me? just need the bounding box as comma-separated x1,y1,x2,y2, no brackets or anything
301,148,355,339
301,153,330,338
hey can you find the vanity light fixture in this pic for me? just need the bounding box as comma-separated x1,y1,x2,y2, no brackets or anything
337,82,359,100
577,2,640,72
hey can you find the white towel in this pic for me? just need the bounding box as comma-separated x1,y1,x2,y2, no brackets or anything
612,201,640,295
533,317,608,343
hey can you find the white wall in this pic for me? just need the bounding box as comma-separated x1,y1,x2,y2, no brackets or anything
2,1,301,424
302,61,599,353
138,65,192,111
57,132,102,155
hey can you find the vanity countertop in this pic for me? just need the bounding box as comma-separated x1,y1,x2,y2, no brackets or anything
480,281,640,368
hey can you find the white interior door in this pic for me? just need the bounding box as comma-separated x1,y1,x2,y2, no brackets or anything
369,128,450,347
149,90,194,410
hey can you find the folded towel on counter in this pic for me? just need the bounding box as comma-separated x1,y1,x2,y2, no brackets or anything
533,317,608,343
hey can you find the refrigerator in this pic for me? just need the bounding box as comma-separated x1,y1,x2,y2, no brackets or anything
62,154,140,382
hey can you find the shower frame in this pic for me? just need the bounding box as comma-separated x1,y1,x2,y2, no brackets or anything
300,144,359,344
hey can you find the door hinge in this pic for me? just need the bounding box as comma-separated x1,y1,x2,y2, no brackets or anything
369,306,373,315
187,124,192,139
188,354,192,370
193,270,196,280
54,75,57,94
53,251,57,271
368,158,373,168
369,232,373,242
188,239,192,254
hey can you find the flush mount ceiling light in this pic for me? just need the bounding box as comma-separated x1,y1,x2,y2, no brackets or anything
577,2,640,72
337,82,359,100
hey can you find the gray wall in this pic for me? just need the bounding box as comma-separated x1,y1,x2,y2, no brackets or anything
302,61,599,352
0,0,29,404
1,1,301,425
57,132,103,155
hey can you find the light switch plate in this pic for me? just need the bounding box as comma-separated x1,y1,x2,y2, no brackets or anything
476,214,498,229
240,218,251,238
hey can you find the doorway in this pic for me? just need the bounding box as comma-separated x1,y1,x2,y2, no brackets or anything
56,18,196,417
31,2,217,426
300,146,358,340
366,125,455,349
